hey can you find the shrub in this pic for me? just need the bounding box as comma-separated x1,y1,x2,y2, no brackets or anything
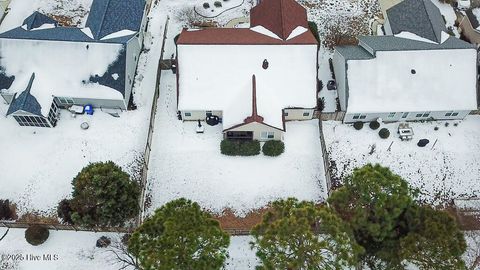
379,128,390,139
369,121,380,130
317,97,325,112
308,21,320,43
434,126,439,131
214,1,222,7
59,161,141,227
203,2,210,8
221,139,260,156
96,236,112,248
0,200,15,220
353,121,363,130
25,225,49,246
262,140,285,156
57,199,73,224
318,79,323,91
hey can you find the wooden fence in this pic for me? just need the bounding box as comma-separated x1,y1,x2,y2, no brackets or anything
0,221,134,233
317,119,333,195
138,16,170,225
320,111,345,121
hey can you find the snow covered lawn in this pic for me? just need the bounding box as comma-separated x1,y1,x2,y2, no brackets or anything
0,228,125,270
146,72,327,217
0,228,258,270
323,117,480,205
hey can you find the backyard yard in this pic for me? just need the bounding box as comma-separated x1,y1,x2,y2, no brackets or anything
145,72,327,217
323,117,480,205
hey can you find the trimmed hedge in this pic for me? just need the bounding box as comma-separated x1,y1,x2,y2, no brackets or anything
262,140,285,157
369,121,380,130
221,139,260,156
379,128,390,139
353,121,363,130
25,225,49,246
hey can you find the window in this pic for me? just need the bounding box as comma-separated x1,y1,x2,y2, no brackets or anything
388,112,396,118
452,112,458,116
261,132,274,139
13,114,50,127
284,111,289,117
445,112,452,117
359,115,366,119
184,112,192,117
416,113,423,118
353,114,360,120
422,112,430,117
303,112,310,117
57,97,74,105
402,112,409,118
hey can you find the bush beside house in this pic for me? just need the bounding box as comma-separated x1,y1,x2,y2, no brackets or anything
58,161,140,227
0,199,16,220
379,128,390,139
353,121,363,130
221,139,260,156
369,121,380,130
262,140,285,156
25,225,49,246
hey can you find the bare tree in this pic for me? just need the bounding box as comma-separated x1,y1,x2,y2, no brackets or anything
104,236,140,270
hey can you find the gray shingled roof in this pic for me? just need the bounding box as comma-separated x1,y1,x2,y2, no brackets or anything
335,45,374,60
386,0,447,43
359,35,474,53
6,73,43,116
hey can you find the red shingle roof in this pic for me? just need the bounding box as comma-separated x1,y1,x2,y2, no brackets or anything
176,0,317,45
250,0,308,40
177,28,317,45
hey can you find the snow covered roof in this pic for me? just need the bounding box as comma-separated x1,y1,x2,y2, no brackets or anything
386,0,446,43
0,38,125,117
6,73,43,116
0,0,145,43
177,44,317,130
250,0,308,40
344,48,477,113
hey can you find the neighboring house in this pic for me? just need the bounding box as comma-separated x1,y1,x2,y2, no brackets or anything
0,0,148,128
176,0,318,141
333,0,477,123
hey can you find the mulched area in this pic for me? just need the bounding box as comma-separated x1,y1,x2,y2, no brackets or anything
212,208,270,232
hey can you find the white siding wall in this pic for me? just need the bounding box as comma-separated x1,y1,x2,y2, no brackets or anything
384,17,393,35
332,51,347,111
181,110,223,120
284,108,314,121
344,110,471,123
125,36,142,107
226,122,284,141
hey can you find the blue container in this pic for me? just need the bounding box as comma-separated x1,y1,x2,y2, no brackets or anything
84,104,94,115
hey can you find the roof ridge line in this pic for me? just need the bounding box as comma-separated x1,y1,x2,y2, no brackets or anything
95,0,112,39
422,0,441,42
280,0,287,39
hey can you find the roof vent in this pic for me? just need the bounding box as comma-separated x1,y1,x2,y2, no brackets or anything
262,59,269,70
411,69,416,74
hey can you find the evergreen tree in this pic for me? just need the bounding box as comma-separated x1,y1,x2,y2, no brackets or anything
251,198,362,270
328,164,467,269
128,198,230,270
58,161,140,227
399,205,467,270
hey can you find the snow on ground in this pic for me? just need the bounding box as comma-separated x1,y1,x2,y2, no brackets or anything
0,0,92,31
0,228,257,270
323,116,480,205
0,3,167,216
0,228,126,270
317,48,337,113
146,71,326,217
225,236,259,269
